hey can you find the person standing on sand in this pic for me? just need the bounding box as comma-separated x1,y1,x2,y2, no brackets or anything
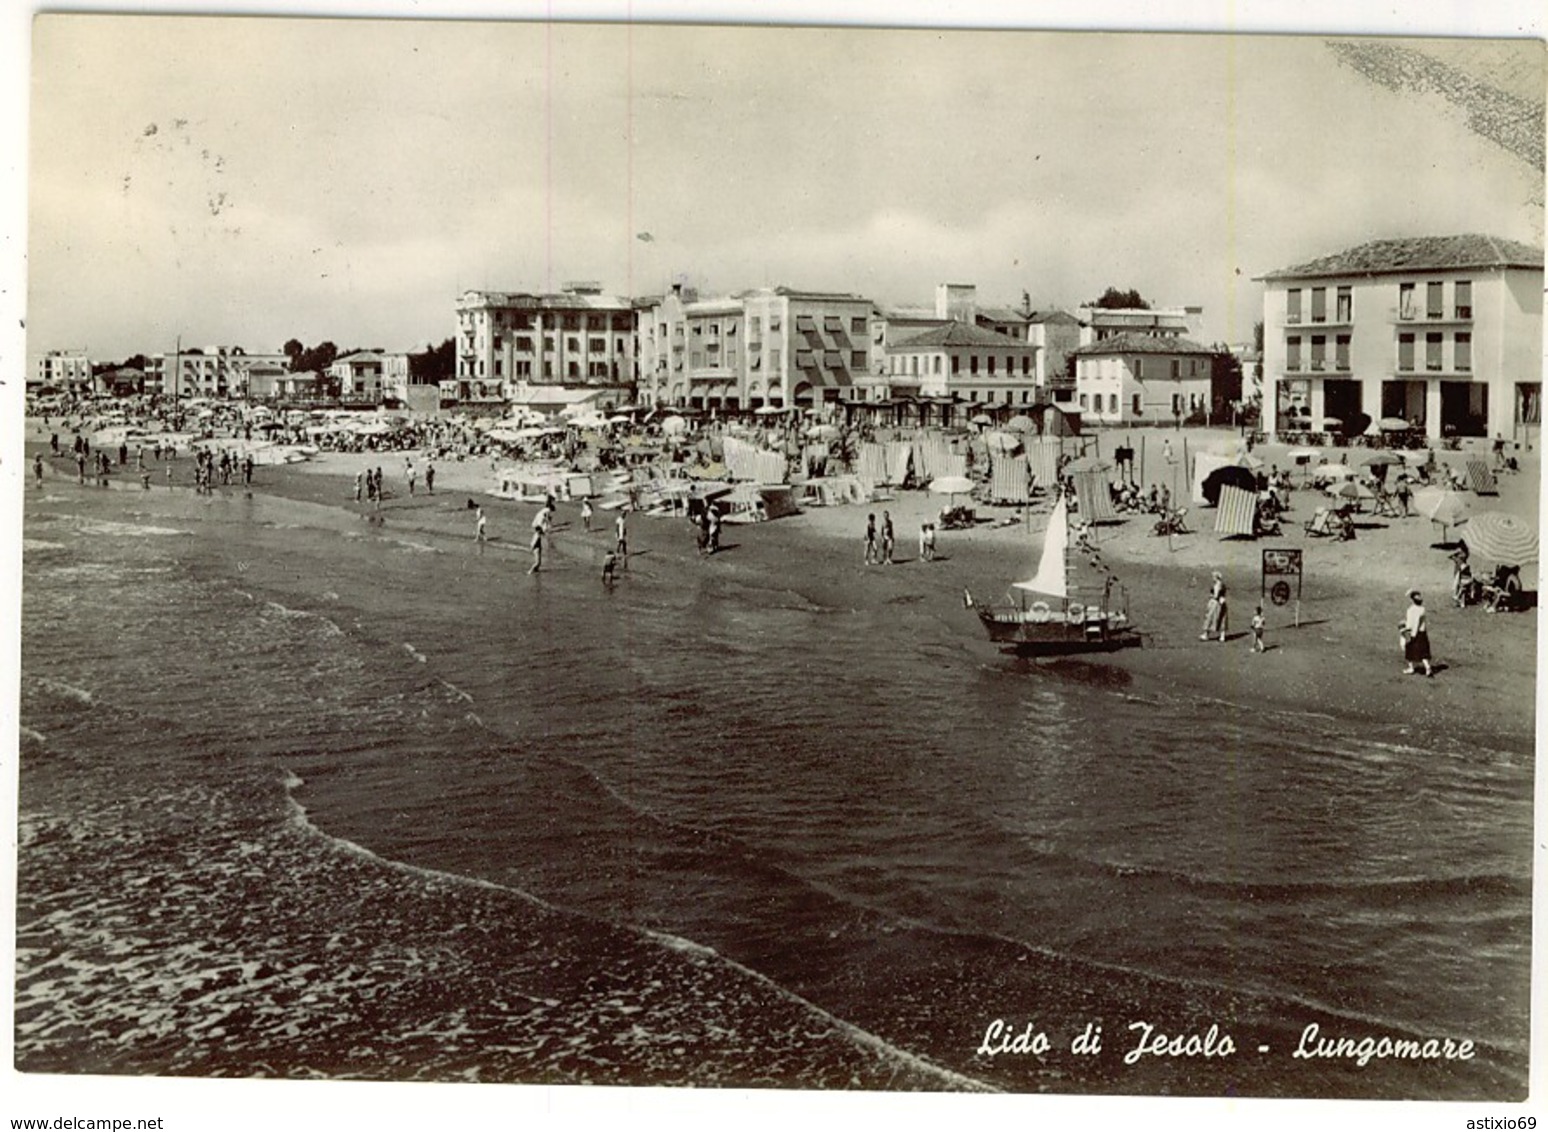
864,513,878,565
1201,570,1228,642
1401,589,1433,676
881,510,895,564
581,497,594,532
474,505,487,552
425,461,435,495
615,509,629,570
34,454,44,488
527,523,544,574
354,473,363,503
1250,604,1266,653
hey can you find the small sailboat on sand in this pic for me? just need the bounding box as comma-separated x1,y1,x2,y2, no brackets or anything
964,496,1139,655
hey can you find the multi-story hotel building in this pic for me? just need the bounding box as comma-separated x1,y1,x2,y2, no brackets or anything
637,285,873,410
1258,235,1543,442
328,350,410,405
454,284,636,396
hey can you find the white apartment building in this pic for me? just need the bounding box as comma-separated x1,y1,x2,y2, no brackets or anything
328,351,410,404
882,321,1041,407
455,284,635,397
34,349,94,392
638,285,873,410
1070,334,1216,426
143,347,290,399
1258,235,1543,442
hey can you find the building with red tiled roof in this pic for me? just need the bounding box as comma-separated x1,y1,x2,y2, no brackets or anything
1256,234,1543,443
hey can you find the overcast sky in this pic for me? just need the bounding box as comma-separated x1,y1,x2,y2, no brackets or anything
23,10,1545,366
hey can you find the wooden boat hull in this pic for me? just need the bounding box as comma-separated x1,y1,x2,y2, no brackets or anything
974,607,1141,655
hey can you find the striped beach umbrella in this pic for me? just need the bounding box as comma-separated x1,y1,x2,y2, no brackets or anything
1462,512,1539,566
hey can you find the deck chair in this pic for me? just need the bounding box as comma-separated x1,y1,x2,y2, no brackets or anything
1303,507,1335,537
1372,488,1402,518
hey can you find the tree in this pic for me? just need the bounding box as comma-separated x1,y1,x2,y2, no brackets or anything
283,339,304,366
1089,287,1150,310
409,338,456,384
1252,320,1264,354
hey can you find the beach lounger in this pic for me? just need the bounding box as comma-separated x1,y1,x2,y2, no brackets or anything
1303,507,1335,537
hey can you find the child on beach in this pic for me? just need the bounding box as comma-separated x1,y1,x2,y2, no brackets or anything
602,551,619,586
581,498,594,531
1250,604,1266,653
864,514,878,565
474,506,487,552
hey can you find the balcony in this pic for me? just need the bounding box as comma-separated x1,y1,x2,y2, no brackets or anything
1389,306,1472,325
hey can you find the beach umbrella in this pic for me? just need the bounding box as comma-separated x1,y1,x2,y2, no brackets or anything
928,475,975,497
1462,512,1539,566
1320,417,1343,430
1379,417,1412,432
1004,414,1036,433
1203,464,1258,506
1064,455,1114,475
1312,463,1356,480
1286,446,1319,463
806,424,840,441
1236,451,1266,470
970,413,994,426
1332,480,1375,501
1413,486,1470,539
608,414,632,424
983,430,1022,453
661,415,688,435
1361,451,1403,467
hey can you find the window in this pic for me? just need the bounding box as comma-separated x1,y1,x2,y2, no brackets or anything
568,361,580,378
1287,289,1302,323
514,313,532,330
1134,358,1144,379
970,356,980,375
770,348,782,370
1133,394,1142,415
563,315,579,331
1109,393,1118,414
1398,283,1415,320
987,356,996,376
1455,281,1472,319
1426,282,1443,319
952,356,960,375
567,338,580,353
1311,287,1327,323
969,390,978,403
1022,357,1030,375
515,336,533,353
1398,333,1414,370
1311,336,1326,371
588,338,606,353
492,334,503,350
1171,393,1182,414
1171,359,1181,379
1335,334,1350,370
933,356,942,374
1426,332,1443,371
1336,287,1352,322
1079,393,1088,410
750,317,761,336
769,315,782,332
853,350,868,368
1456,332,1472,372
544,337,555,353
851,317,867,335
494,359,503,376
1287,336,1302,370
516,360,532,377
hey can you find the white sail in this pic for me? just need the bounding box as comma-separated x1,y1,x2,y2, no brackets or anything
1013,496,1067,598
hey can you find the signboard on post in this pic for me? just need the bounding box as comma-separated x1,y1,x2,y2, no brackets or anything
1262,547,1303,625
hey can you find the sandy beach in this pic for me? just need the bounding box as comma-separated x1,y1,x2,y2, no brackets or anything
25,420,1537,751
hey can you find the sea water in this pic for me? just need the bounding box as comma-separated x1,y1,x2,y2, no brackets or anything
15,480,1532,1097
